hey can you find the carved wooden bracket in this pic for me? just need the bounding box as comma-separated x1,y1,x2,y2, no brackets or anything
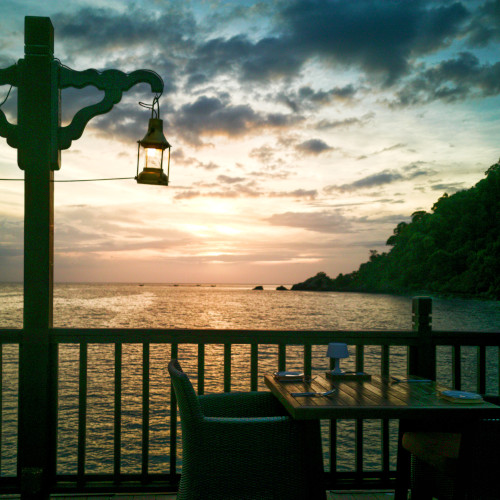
0,62,164,153
58,67,163,150
0,64,19,148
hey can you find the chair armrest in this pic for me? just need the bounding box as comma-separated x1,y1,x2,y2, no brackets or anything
198,391,287,418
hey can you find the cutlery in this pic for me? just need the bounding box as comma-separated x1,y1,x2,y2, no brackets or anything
391,376,432,383
291,388,336,397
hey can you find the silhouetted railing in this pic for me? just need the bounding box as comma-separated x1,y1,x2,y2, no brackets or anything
0,297,499,495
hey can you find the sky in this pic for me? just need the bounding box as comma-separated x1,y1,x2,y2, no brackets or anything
0,0,499,285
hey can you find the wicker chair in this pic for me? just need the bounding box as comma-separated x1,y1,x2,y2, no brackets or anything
168,359,326,500
400,396,500,499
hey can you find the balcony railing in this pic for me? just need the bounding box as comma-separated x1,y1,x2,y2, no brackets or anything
0,297,499,496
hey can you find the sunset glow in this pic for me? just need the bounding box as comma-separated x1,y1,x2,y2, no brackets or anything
0,1,499,284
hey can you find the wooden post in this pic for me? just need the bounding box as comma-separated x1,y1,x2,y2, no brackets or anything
18,16,59,499
409,297,436,380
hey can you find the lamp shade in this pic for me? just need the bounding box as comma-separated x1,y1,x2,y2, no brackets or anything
326,343,349,359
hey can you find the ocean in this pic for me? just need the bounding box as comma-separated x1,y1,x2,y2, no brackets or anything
2,282,500,331
1,283,499,475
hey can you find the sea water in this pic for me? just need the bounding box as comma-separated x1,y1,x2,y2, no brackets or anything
1,283,499,475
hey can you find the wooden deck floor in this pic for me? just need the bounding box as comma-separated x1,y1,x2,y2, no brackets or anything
0,491,396,499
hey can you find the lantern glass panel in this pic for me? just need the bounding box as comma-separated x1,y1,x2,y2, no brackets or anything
145,147,162,170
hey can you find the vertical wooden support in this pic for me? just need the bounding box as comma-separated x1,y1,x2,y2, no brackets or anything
18,16,59,499
355,345,364,372
498,347,500,394
409,297,436,380
77,342,88,487
0,343,3,473
197,344,205,395
278,344,286,371
477,346,486,394
380,346,390,481
114,343,122,484
169,343,178,480
355,418,364,482
250,343,258,391
303,344,312,379
452,345,462,389
142,343,150,482
328,419,337,485
223,343,231,393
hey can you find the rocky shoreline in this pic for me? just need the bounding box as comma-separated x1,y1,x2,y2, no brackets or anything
290,272,336,291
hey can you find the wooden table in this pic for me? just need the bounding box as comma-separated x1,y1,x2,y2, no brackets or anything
265,374,500,498
264,374,500,421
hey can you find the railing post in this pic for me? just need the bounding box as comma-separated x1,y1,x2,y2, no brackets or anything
18,17,58,499
409,297,436,380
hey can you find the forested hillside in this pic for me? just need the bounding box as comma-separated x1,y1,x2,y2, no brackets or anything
330,161,500,299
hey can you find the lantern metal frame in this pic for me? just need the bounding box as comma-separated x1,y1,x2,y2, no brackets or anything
136,94,171,186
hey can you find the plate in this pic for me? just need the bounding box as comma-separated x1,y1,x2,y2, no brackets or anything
440,390,484,403
275,371,303,377
273,371,304,381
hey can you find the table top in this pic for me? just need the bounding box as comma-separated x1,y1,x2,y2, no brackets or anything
264,374,500,420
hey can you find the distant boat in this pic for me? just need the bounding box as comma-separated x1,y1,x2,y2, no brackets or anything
138,284,144,287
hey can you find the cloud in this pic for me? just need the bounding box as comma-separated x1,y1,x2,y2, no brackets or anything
249,145,278,165
403,162,437,178
325,161,436,193
356,142,407,160
183,0,472,89
316,116,367,130
430,182,465,193
296,138,333,155
54,204,191,255
187,34,303,84
48,0,500,147
276,84,357,112
266,210,353,234
217,175,246,184
172,95,300,145
465,0,500,47
394,52,500,106
196,161,220,171
325,169,404,192
279,0,470,85
53,6,197,54
270,188,317,200
48,1,500,117
177,156,221,171
173,184,317,201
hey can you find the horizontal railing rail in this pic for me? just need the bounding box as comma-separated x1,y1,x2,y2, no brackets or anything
0,297,499,495
4,327,500,344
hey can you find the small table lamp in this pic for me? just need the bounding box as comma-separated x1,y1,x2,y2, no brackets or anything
326,343,349,375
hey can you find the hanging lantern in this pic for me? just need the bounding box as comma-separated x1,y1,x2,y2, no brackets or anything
136,96,171,186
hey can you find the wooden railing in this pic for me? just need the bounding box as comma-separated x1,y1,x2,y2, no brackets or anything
0,297,499,495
